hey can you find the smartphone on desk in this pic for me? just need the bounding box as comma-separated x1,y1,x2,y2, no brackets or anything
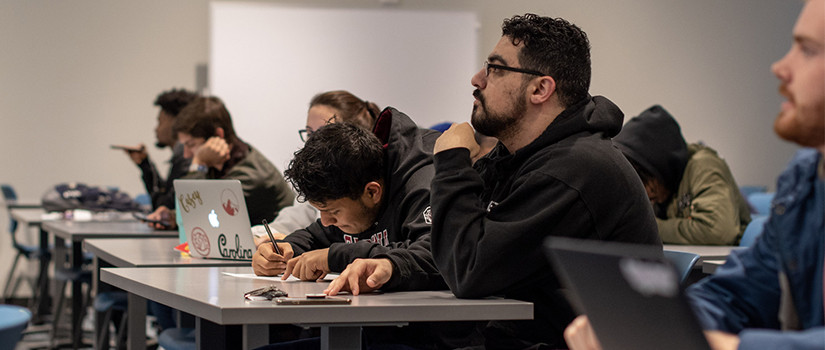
132,212,171,229
275,295,351,305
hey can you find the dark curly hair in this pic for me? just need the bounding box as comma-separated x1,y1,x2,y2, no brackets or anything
502,14,591,108
153,88,197,117
172,96,239,145
284,123,384,204
309,90,380,131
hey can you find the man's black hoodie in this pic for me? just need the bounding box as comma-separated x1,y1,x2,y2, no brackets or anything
430,95,661,349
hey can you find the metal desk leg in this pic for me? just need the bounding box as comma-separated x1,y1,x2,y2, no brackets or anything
196,317,242,350
35,227,51,320
51,235,68,348
70,240,83,349
127,293,146,350
321,326,361,350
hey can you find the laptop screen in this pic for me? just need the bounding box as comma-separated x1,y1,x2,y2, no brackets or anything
173,179,256,260
544,237,710,350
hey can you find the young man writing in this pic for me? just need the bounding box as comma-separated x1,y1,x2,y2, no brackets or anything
252,109,441,293
254,109,477,349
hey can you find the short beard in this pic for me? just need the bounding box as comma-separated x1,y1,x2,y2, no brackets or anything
774,109,825,148
774,86,825,148
471,87,526,139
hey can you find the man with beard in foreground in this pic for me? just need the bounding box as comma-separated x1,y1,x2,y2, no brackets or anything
565,1,825,349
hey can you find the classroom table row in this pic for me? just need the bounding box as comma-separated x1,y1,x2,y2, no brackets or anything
10,209,534,350
9,207,740,350
85,237,249,350
10,208,177,349
101,264,534,350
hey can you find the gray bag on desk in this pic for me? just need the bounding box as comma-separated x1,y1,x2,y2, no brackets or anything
41,183,140,212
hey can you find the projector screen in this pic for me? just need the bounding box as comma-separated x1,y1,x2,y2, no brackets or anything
211,3,479,173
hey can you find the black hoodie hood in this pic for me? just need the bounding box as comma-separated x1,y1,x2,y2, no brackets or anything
613,105,689,193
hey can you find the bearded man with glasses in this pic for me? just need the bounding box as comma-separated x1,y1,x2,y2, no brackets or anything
426,14,661,348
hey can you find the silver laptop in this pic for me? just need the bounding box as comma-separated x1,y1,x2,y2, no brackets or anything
544,237,711,350
173,179,255,260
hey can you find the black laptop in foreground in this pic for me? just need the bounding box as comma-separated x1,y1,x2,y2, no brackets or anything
544,237,711,350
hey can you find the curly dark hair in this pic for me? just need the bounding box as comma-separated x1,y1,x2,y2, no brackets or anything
309,90,380,131
502,14,591,108
284,123,384,204
153,88,197,117
172,96,239,145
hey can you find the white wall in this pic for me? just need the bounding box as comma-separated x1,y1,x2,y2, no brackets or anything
211,4,478,173
0,0,802,201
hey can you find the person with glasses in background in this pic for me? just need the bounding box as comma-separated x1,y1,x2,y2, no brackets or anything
251,90,380,245
145,96,295,227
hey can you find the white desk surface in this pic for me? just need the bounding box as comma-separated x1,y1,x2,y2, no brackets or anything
11,209,139,226
9,207,47,225
101,266,534,326
103,266,533,349
663,244,741,261
42,220,177,241
84,238,249,268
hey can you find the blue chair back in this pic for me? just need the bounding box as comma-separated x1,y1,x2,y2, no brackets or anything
1,184,19,239
428,122,453,133
740,215,768,247
0,304,32,350
1,184,17,202
738,185,767,199
134,193,151,206
663,250,701,284
747,192,775,216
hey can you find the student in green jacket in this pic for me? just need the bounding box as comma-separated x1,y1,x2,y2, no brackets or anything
613,105,751,245
146,96,294,228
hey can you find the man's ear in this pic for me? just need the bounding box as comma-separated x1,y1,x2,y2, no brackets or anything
529,76,557,104
363,181,383,206
215,127,225,139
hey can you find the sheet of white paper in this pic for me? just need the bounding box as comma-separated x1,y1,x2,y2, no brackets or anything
222,272,338,282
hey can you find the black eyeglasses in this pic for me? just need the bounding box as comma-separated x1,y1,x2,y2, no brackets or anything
298,114,338,142
483,61,546,78
298,129,310,142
